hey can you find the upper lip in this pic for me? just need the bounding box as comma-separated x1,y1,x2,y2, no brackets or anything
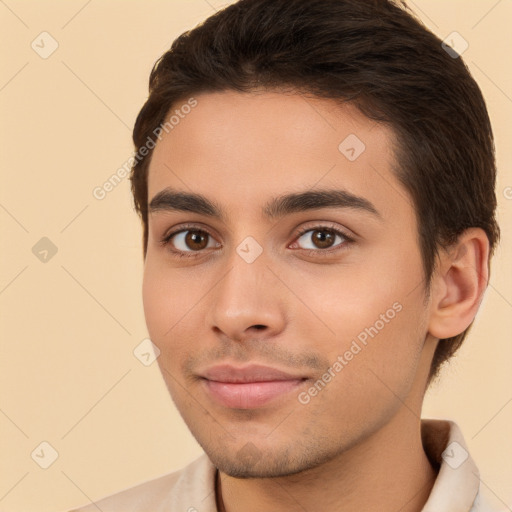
201,364,307,383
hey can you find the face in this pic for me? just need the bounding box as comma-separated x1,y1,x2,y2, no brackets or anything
143,90,432,478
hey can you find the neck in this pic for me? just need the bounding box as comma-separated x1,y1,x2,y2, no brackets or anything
217,408,438,512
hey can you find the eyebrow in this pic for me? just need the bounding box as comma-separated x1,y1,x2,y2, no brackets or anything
148,187,380,220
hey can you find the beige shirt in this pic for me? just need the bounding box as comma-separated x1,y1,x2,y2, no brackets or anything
69,419,499,512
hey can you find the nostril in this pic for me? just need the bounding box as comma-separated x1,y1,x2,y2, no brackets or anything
253,325,266,330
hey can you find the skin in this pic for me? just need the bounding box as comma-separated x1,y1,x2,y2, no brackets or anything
142,90,489,512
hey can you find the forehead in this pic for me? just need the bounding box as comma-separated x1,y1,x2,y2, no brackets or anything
147,90,410,222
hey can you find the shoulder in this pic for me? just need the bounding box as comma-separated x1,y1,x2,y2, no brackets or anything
470,492,507,512
66,454,216,512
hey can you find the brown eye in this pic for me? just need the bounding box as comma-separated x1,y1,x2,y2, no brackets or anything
184,230,209,250
310,229,336,249
295,227,348,251
169,229,218,252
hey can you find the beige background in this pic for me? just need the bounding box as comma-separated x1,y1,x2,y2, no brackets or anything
1,1,511,511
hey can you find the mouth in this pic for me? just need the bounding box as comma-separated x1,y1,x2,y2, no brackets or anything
199,364,309,409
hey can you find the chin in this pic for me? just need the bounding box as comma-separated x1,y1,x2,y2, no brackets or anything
205,442,336,479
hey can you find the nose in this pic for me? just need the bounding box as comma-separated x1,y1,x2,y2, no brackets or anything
207,254,287,343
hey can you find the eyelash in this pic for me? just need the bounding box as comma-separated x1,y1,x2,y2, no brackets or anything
159,223,354,259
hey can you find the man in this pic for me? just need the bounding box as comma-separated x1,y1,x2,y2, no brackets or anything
71,0,500,510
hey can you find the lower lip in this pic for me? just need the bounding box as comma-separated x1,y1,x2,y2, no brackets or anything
203,379,305,409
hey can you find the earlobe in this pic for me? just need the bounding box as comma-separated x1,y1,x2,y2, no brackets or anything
428,228,490,340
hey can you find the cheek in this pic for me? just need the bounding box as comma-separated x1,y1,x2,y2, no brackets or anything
293,250,427,384
295,298,428,438
294,258,419,344
142,259,190,347
142,257,214,377
142,262,167,340
325,289,428,407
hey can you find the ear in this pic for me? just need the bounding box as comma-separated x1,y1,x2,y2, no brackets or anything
428,228,490,339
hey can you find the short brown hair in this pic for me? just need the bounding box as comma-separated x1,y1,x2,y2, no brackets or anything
130,0,500,381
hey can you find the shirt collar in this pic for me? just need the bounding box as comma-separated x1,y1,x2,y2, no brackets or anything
421,419,480,511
